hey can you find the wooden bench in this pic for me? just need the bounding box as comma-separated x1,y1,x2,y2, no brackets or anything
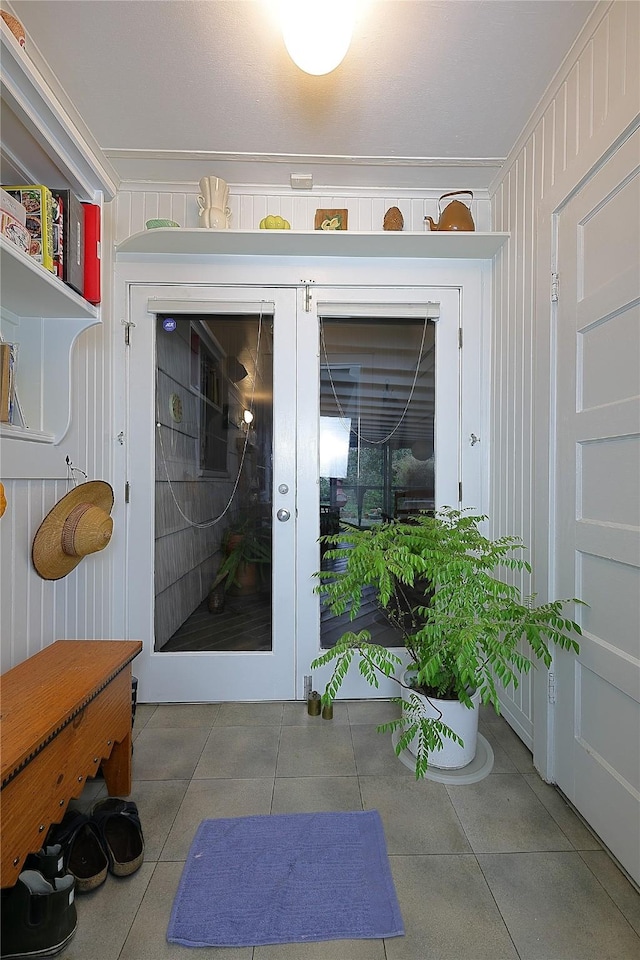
0,639,142,887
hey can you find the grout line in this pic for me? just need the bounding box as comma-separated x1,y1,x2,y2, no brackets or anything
116,858,158,960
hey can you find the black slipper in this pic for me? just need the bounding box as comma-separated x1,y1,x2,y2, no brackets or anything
46,810,108,893
91,798,144,877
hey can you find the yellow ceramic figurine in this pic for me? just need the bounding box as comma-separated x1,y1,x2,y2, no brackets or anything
259,215,291,229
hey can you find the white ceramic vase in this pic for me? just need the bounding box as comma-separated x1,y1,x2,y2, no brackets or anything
401,670,480,769
197,176,231,229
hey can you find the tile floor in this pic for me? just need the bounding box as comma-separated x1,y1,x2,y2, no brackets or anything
59,700,640,960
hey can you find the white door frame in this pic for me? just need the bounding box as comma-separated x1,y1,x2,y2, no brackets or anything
112,258,491,702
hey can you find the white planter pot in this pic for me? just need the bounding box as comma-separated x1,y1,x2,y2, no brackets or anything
400,671,480,769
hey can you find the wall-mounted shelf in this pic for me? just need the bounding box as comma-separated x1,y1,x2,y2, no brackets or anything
1,236,98,320
1,21,113,474
0,20,117,201
116,228,509,260
0,422,54,444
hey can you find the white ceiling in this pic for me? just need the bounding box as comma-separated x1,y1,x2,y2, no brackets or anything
8,0,597,190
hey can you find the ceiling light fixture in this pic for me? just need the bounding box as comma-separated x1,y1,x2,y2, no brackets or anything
278,0,357,76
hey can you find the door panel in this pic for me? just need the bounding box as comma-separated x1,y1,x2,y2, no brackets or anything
554,129,640,883
126,285,297,702
297,287,461,700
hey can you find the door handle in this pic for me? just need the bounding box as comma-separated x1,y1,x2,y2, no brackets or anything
277,508,291,522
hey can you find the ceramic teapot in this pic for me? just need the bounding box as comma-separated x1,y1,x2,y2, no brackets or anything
197,176,231,229
425,191,475,232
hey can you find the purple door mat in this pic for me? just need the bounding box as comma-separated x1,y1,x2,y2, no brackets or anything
167,810,404,947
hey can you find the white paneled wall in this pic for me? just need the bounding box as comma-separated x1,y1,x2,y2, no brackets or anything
490,0,639,755
0,318,114,673
113,185,491,241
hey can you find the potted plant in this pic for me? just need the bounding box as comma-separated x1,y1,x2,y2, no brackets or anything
311,507,582,778
208,519,270,610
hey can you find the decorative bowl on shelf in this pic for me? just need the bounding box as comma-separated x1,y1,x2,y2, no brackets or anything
145,219,180,229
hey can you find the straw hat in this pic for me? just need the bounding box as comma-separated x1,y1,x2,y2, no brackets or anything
32,481,114,580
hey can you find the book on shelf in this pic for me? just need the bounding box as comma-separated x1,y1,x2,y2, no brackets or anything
2,185,55,272
51,188,84,295
0,342,18,423
82,202,101,304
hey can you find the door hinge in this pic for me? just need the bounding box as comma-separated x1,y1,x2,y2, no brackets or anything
300,279,315,312
458,480,463,502
122,319,136,346
551,273,559,303
547,671,556,704
124,481,130,504
458,327,463,349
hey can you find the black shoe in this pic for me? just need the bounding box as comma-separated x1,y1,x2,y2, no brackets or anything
0,869,77,959
45,811,108,894
23,846,65,883
91,799,144,877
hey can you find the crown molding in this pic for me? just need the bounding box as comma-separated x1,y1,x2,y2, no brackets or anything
116,178,492,201
105,149,504,193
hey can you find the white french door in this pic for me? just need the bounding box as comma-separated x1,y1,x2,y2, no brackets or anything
296,286,461,700
124,283,462,703
126,284,298,701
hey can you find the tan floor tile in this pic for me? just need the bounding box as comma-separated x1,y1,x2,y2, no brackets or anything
271,776,363,814
359,776,471,855
277,725,356,777
130,779,190,861
132,727,210,781
59,863,155,960
387,854,518,959
146,703,221,728
446,774,573,853
119,862,252,960
194,725,280,779
479,851,640,959
579,850,640,935
351,724,413,777
255,937,386,959
160,778,274,861
524,774,602,850
215,701,284,726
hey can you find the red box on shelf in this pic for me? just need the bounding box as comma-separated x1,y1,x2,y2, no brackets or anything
82,202,101,304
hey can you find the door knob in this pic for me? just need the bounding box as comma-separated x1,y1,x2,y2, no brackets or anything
277,508,291,522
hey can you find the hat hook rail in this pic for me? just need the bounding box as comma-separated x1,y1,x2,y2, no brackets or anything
65,455,88,489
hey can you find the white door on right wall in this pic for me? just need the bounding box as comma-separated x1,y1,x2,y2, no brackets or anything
554,127,640,884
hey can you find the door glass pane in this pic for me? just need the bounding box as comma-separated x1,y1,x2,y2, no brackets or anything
154,313,273,652
319,317,436,649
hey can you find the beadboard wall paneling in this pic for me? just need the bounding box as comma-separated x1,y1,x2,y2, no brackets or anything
0,287,114,674
490,0,639,754
113,186,491,241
